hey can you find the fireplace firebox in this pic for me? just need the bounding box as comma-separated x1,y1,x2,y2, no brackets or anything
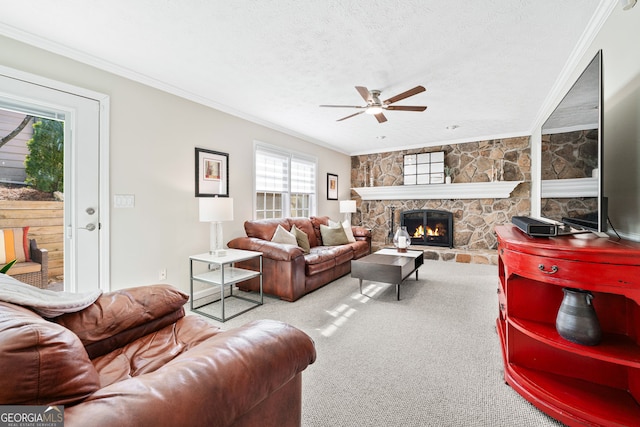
400,209,453,248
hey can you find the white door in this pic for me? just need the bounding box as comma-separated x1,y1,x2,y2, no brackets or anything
0,68,109,292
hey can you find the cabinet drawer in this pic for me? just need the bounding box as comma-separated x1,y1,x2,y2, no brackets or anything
500,248,640,291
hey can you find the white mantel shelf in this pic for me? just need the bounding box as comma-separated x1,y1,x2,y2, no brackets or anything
352,181,523,201
541,177,598,198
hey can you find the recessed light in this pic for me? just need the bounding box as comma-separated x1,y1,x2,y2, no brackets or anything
620,0,636,10
376,135,386,140
446,125,459,130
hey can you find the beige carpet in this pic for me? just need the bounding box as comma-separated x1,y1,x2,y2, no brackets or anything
194,260,565,427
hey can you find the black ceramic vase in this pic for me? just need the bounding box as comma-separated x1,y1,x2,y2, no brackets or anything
556,287,602,346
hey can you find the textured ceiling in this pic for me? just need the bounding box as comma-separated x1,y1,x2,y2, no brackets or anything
0,1,611,155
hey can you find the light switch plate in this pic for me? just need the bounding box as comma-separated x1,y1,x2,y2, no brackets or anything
114,194,135,208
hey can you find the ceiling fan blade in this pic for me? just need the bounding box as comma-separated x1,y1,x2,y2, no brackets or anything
337,111,366,121
383,85,426,105
374,113,388,123
355,86,372,103
320,104,366,109
385,105,427,112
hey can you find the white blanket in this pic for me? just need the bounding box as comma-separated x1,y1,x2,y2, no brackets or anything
0,273,102,318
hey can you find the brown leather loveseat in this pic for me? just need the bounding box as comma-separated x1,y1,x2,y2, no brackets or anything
228,216,371,302
0,283,316,427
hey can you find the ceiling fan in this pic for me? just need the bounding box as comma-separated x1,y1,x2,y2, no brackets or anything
320,85,427,123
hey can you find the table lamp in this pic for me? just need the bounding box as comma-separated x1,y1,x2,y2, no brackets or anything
339,200,357,223
199,197,234,256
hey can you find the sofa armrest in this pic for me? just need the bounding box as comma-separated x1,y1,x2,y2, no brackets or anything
29,239,48,265
29,239,48,286
228,237,304,261
54,285,188,358
351,226,371,239
64,319,317,427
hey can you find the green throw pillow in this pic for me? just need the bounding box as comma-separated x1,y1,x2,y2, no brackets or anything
320,224,349,246
291,225,311,254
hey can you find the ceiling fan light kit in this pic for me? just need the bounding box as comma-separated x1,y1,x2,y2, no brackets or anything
320,85,427,123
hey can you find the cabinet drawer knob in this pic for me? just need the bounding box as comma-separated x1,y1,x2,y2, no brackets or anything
538,264,559,274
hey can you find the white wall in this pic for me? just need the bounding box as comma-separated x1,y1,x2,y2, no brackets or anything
533,5,640,240
0,35,352,292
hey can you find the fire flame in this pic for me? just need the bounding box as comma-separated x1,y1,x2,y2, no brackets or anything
412,223,446,238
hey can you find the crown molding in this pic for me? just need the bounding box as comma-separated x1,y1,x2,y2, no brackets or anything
0,23,347,155
530,0,618,131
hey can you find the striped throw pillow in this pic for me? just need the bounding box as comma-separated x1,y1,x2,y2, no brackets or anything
0,227,31,264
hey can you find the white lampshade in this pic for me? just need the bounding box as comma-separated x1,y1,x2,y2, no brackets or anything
339,200,357,213
199,197,233,256
199,197,234,222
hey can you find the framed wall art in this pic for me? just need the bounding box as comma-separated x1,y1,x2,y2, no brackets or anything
195,147,229,197
327,173,338,200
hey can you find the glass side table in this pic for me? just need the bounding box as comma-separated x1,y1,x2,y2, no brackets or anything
189,249,263,322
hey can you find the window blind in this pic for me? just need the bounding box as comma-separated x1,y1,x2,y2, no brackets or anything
291,157,315,194
255,149,288,192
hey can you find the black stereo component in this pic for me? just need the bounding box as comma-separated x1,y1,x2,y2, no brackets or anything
512,216,558,237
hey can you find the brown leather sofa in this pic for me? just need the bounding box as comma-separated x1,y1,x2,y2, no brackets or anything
228,216,371,302
0,284,316,427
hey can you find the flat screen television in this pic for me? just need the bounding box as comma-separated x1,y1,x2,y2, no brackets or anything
540,50,607,233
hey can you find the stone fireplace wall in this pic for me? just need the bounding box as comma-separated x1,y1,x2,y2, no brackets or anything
350,137,532,263
541,129,598,221
541,129,597,180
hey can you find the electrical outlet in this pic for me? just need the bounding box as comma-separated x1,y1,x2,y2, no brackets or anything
159,268,167,280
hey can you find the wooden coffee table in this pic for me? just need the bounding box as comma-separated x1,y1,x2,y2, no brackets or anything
351,248,424,300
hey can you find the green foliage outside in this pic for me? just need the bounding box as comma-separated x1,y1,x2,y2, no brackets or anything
25,119,64,193
1,259,17,274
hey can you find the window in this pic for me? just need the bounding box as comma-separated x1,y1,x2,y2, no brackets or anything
403,151,445,185
255,143,316,219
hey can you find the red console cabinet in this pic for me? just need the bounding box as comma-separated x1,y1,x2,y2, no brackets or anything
495,224,640,426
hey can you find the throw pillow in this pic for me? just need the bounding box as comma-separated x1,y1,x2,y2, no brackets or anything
0,227,30,264
320,224,349,246
271,224,298,246
291,225,311,254
330,219,356,243
342,220,357,243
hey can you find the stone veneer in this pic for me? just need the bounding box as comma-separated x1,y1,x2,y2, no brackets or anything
541,129,598,221
350,137,532,264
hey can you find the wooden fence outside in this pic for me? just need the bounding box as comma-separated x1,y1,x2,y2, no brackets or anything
0,200,64,280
